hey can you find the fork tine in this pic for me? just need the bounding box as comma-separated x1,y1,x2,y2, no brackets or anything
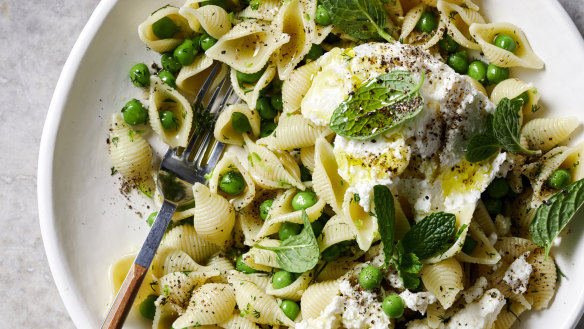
194,63,222,105
204,141,226,173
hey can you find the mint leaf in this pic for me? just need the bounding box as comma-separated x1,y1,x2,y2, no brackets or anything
373,185,395,268
330,71,425,140
401,212,456,259
255,210,320,273
395,241,422,290
465,133,500,162
529,179,584,257
320,0,394,42
492,98,538,156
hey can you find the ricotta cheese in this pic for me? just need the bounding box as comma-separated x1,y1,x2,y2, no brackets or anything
399,290,437,315
446,289,506,329
339,280,392,329
462,276,488,304
503,252,533,294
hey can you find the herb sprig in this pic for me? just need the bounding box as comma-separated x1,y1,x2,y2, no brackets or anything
373,185,456,290
466,97,540,162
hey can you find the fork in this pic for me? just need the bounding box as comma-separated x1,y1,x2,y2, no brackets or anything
102,63,235,329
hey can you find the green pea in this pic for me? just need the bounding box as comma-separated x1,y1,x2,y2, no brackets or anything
416,11,438,33
231,112,252,133
259,199,273,221
173,39,198,66
236,68,266,84
315,5,332,26
486,178,510,199
311,219,325,237
279,222,302,241
439,34,459,53
280,300,300,320
160,110,179,130
300,165,312,182
139,294,158,320
382,295,405,319
129,63,150,88
483,196,502,217
256,97,278,120
486,64,509,85
219,171,246,195
271,93,283,111
236,255,258,274
121,99,148,125
467,60,488,84
200,33,218,51
322,244,342,261
199,0,226,9
147,211,158,227
158,70,176,88
547,169,571,189
161,53,182,73
191,34,203,53
259,121,277,138
462,236,478,254
514,91,529,107
358,265,382,290
152,16,176,39
493,33,516,53
447,51,469,74
305,44,324,61
292,191,318,211
272,270,295,289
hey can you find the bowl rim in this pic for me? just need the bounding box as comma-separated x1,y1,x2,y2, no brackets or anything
37,0,584,328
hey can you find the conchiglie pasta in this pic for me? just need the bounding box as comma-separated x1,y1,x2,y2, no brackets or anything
229,278,295,326
456,222,500,265
266,270,312,301
243,134,305,190
316,258,360,282
300,145,316,172
239,189,281,245
437,0,485,50
490,78,540,117
220,313,261,329
228,270,272,291
214,104,261,145
318,215,357,251
208,152,256,210
176,54,215,95
420,257,464,309
256,114,333,150
138,6,193,53
283,60,319,114
272,0,315,79
173,283,236,327
206,20,290,74
109,113,152,183
157,271,214,308
492,301,527,329
241,239,280,271
179,5,231,39
313,137,348,215
521,117,579,152
400,4,445,49
231,63,277,110
469,22,544,69
341,192,378,251
472,199,497,236
193,183,236,247
495,237,538,264
526,248,557,310
152,296,180,329
148,76,193,148
162,225,220,263
421,0,476,10
238,0,282,21
152,248,203,278
300,279,341,319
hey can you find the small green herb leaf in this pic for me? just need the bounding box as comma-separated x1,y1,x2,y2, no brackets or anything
529,179,584,257
465,133,501,162
492,98,538,156
401,212,456,259
394,241,422,290
330,71,425,140
255,210,320,272
320,0,394,42
373,185,395,268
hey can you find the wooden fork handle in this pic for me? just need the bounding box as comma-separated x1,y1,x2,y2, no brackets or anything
101,263,148,329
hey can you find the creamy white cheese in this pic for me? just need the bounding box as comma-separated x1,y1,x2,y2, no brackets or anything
339,280,392,329
296,296,344,329
399,290,437,315
446,289,506,329
462,276,488,304
503,252,533,294
495,214,512,236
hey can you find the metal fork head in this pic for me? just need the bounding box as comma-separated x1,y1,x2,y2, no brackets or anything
157,63,237,205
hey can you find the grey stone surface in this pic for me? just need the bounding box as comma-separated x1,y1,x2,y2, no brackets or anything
0,0,582,328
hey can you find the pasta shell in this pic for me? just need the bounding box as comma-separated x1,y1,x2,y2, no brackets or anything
456,222,501,265
193,183,236,247
283,60,319,114
109,113,152,183
180,5,231,39
138,6,194,53
300,279,341,319
266,270,313,301
214,104,261,146
526,248,557,310
469,22,544,69
420,257,464,309
521,117,579,152
312,137,348,215
437,0,485,50
300,145,316,172
220,313,261,329
173,283,236,327
238,0,282,21
231,63,277,110
318,215,357,251
176,54,214,95
342,192,378,251
208,152,256,210
148,76,193,148
257,114,333,150
161,225,220,263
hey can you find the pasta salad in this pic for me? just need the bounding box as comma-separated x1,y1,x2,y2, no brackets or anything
107,0,584,328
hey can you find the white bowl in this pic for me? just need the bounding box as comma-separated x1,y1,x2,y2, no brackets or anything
38,0,584,328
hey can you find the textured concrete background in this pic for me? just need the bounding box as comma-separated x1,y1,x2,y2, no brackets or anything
0,0,583,328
